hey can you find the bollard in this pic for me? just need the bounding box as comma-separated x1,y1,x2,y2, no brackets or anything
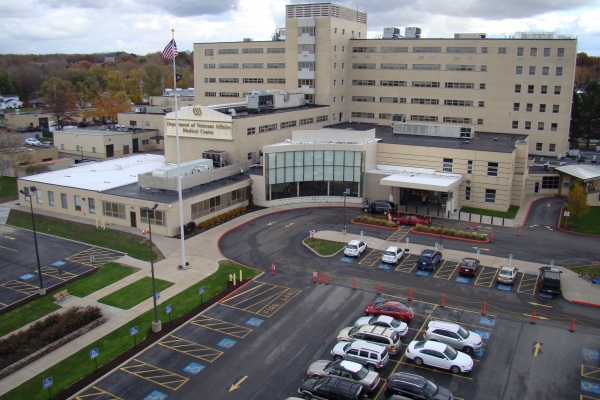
240,270,243,282
475,222,479,230
352,278,356,290
271,263,275,275
490,233,494,243
459,211,461,220
530,310,536,325
325,273,329,285
429,215,433,223
441,294,445,307
564,222,567,229
397,211,401,217
491,216,494,225
233,273,236,286
502,218,505,226
517,227,521,236
377,283,381,295
313,271,317,283
319,272,323,284
480,214,483,223
437,209,440,217
570,318,575,332
482,301,487,315
466,221,471,229
408,288,413,301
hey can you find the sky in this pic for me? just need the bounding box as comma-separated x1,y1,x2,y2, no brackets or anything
0,0,599,56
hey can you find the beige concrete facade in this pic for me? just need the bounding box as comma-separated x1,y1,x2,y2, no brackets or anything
4,111,84,130
1,146,63,177
53,129,158,158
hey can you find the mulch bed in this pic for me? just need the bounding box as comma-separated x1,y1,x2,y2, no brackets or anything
54,279,251,400
172,206,266,240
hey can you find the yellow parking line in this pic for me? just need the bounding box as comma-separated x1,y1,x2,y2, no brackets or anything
434,262,459,280
517,273,538,295
398,361,474,380
0,245,17,252
474,267,498,287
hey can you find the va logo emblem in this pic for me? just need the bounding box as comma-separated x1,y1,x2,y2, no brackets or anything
193,107,202,116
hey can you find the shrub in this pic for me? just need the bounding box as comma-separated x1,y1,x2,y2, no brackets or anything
186,221,197,232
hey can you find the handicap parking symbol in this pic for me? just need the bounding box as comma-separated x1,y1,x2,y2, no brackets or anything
19,273,36,281
479,317,496,326
539,292,553,298
416,270,430,276
217,338,238,349
246,318,264,327
474,348,485,357
144,390,168,400
455,276,470,284
583,348,600,360
475,330,491,340
340,257,354,263
582,380,600,394
183,362,205,375
378,263,392,270
497,283,512,291
52,261,66,267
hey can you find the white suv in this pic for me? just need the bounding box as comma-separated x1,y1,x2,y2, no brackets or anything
382,246,403,264
344,240,367,257
25,138,42,146
422,320,482,355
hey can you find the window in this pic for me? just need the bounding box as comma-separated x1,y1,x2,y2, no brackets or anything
219,92,239,98
352,96,375,102
381,80,406,87
103,201,125,218
414,46,442,53
530,48,538,57
557,48,565,57
204,78,216,83
60,193,67,209
512,121,519,129
267,48,285,53
242,48,263,54
341,80,344,86
74,195,81,211
517,47,524,56
482,47,488,54
243,78,263,84
516,66,523,75
525,121,532,130
342,46,345,52
299,117,314,126
204,49,213,56
498,47,506,54
141,209,165,226
481,65,487,72
554,86,561,95
205,92,216,97
515,85,521,93
298,79,315,88
444,100,473,107
465,186,471,200
247,127,256,135
280,120,297,129
480,83,486,90
542,176,559,189
411,115,438,122
89,198,95,214
316,115,328,122
204,63,215,69
444,117,472,124
381,63,407,70
333,97,336,103
526,103,533,112
298,26,315,36
352,79,376,86
242,63,263,69
542,66,549,76
352,63,376,69
412,98,439,105
352,46,376,53
541,85,548,94
341,63,345,69
333,62,337,69
553,105,559,113
528,85,535,94
551,123,558,132
445,82,474,89
536,143,543,151
485,189,496,203
351,112,375,118
380,97,401,103
529,66,536,75
443,158,453,172
467,160,473,174
412,81,440,88
268,78,286,84
259,124,277,133
92,147,96,153
539,104,546,113
334,27,337,34
48,191,54,206
76,145,81,151
446,64,474,71
219,63,239,69
477,118,483,125
379,113,393,119
544,48,551,57
381,46,408,53
334,45,337,51
556,67,563,76
298,61,314,71
513,103,520,111
267,63,285,69
218,48,238,54
219,77,239,83
36,189,42,204
549,143,556,152
298,44,315,53
538,122,545,130
479,101,485,107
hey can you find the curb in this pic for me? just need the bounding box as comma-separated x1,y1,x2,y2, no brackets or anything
571,300,600,308
410,229,490,243
556,206,600,238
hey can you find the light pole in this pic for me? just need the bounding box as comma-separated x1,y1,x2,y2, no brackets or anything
80,146,83,161
440,203,446,250
19,186,45,295
142,203,162,332
343,189,349,235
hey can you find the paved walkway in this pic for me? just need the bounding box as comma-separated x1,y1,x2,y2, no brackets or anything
0,195,597,395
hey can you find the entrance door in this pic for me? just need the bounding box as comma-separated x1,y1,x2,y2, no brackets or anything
132,138,139,153
38,117,49,129
534,182,540,194
130,211,137,228
123,145,130,155
106,144,114,157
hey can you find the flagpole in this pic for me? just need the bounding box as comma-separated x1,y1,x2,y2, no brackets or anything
172,28,189,270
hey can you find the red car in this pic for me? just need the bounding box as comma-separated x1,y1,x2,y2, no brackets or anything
459,258,480,276
364,300,415,323
393,214,429,226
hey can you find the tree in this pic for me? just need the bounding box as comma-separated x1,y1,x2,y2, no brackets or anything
0,69,16,94
578,81,600,149
0,130,25,176
82,91,132,127
25,163,51,175
567,181,590,218
40,77,80,129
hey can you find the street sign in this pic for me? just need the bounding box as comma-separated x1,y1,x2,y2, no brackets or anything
166,304,172,314
310,230,316,237
130,326,138,336
43,377,53,389
477,249,481,255
89,348,98,359
406,238,409,244
155,292,160,300
435,242,439,249
509,254,513,259
199,286,205,295
360,231,364,236
564,211,570,217
551,260,555,267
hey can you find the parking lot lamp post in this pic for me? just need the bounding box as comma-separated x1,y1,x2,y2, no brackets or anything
343,189,349,235
80,146,83,161
440,203,446,250
19,186,45,295
142,203,162,333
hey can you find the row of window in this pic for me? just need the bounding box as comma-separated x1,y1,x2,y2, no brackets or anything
191,188,248,220
352,63,489,72
513,103,560,113
536,143,558,153
515,84,561,95
465,188,498,204
203,63,286,69
517,47,565,57
442,159,499,176
204,48,285,56
25,190,96,213
351,80,489,90
204,78,287,84
512,121,558,131
351,97,485,107
350,112,484,125
351,46,565,57
246,116,328,135
516,66,563,76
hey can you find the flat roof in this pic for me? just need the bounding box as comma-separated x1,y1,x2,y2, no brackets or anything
555,164,600,181
229,104,329,120
20,154,166,192
326,122,527,153
376,165,463,192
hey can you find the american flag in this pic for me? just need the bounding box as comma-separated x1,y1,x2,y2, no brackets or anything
162,39,178,60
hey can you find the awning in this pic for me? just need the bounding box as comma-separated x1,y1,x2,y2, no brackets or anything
376,165,463,192
554,164,600,182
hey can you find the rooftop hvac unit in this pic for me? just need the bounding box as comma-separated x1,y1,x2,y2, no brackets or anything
243,38,253,42
201,150,229,168
247,93,274,111
405,27,421,39
454,33,487,39
383,27,401,39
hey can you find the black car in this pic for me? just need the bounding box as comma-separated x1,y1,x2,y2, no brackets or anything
539,267,561,295
362,200,396,214
299,376,367,400
385,372,453,400
417,249,443,271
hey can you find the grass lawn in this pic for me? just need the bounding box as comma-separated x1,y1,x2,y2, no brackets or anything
1,262,260,400
0,176,18,202
559,206,600,235
303,237,346,256
98,277,173,309
67,263,137,298
0,263,137,337
569,264,600,277
6,210,160,261
460,205,520,219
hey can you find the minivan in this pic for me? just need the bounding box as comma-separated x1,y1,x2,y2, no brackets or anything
298,376,368,400
539,266,561,295
331,340,389,371
337,325,402,355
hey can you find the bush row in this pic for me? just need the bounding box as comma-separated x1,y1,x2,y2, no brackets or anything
413,224,488,240
353,215,397,228
192,206,248,231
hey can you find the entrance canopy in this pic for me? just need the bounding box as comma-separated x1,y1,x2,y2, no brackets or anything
376,165,463,192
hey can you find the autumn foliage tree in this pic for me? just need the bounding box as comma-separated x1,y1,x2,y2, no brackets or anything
40,77,80,129
82,91,132,127
567,181,590,218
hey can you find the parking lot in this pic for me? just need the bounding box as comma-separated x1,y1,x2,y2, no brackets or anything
0,225,123,308
76,273,592,400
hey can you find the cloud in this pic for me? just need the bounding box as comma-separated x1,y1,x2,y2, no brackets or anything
137,0,239,17
44,0,113,9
